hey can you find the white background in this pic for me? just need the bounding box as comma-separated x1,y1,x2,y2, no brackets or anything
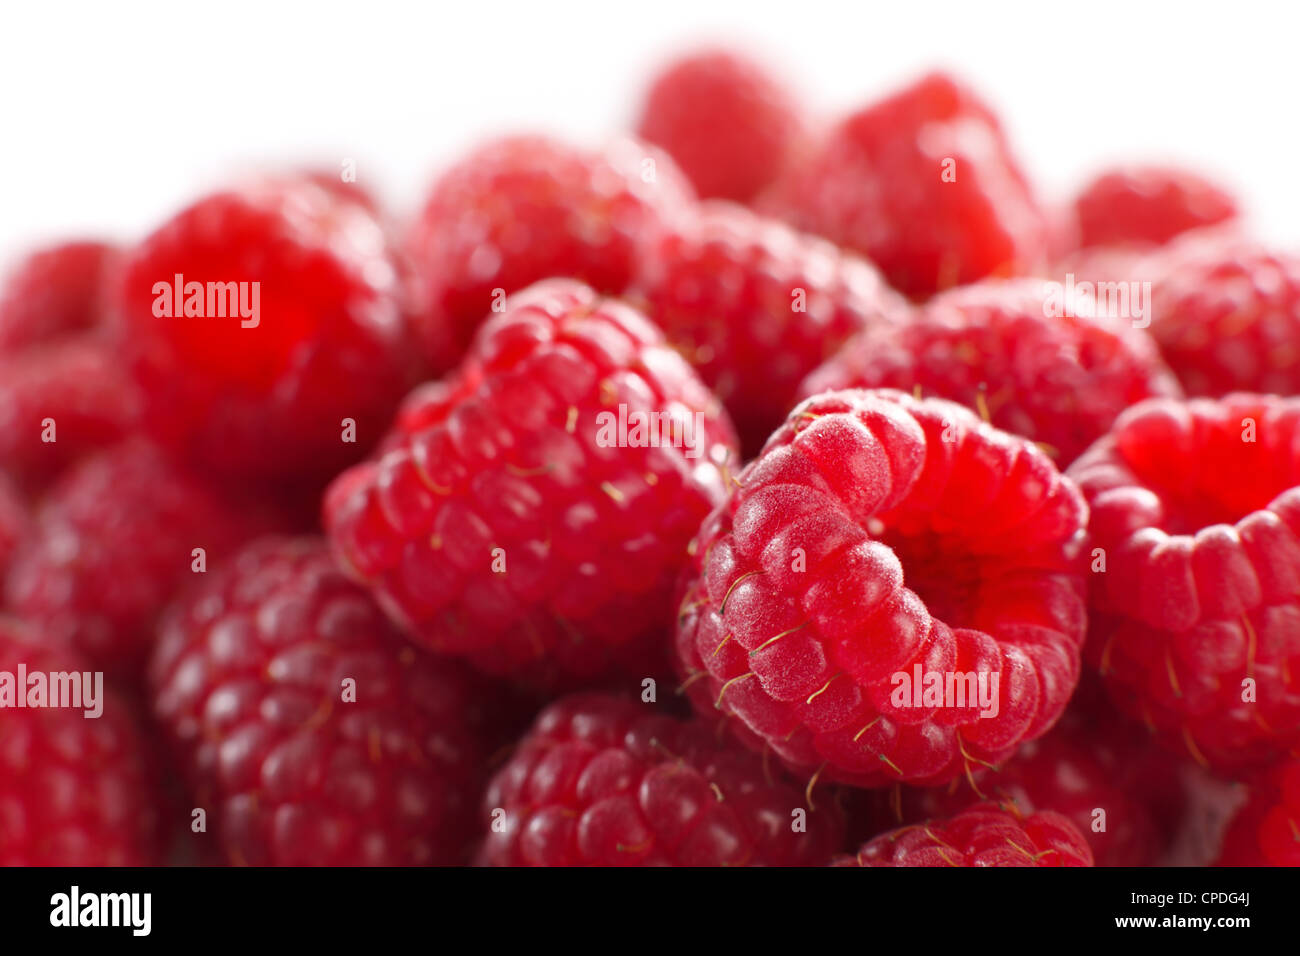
1,0,1297,262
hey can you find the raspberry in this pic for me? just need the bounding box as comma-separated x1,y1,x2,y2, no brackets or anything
148,536,503,866
1214,761,1300,866
479,693,844,866
6,440,279,682
760,73,1047,299
0,620,165,865
629,201,904,455
1068,393,1300,769
832,803,1093,866
404,135,694,367
634,48,803,203
1146,237,1300,397
675,388,1088,790
326,279,738,691
0,240,115,353
1072,166,1239,250
0,473,27,584
0,336,142,489
112,179,418,482
799,278,1182,466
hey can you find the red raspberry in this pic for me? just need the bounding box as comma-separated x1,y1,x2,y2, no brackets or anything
634,48,804,203
0,473,28,584
326,279,738,691
1214,761,1300,866
1072,166,1239,250
0,620,165,865
112,180,417,482
149,536,503,866
0,336,142,489
6,440,279,682
0,240,115,353
675,388,1088,790
760,73,1047,299
629,201,905,455
479,693,844,866
404,135,694,368
1068,393,1300,770
799,278,1182,466
833,803,1093,867
1145,237,1300,397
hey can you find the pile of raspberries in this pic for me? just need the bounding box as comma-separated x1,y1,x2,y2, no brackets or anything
2,47,1297,869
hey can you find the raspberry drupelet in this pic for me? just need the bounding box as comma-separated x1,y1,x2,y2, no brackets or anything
1068,393,1300,770
478,693,845,866
675,388,1089,791
326,279,738,692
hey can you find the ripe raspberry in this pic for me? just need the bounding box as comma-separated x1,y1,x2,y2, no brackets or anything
1072,166,1239,250
0,473,29,589
112,180,417,482
675,388,1088,790
404,135,694,367
0,620,165,865
479,693,844,866
6,440,279,682
635,48,803,203
0,240,115,353
799,278,1182,466
149,536,504,866
326,279,738,691
1068,393,1300,769
0,336,142,489
1146,237,1300,397
1214,761,1300,866
628,201,904,456
832,803,1093,866
760,73,1047,299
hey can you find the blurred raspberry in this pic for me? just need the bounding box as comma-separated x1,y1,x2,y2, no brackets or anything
675,388,1088,790
630,201,905,455
635,48,804,203
800,278,1181,466
0,240,116,353
1146,236,1300,396
1072,166,1239,249
0,620,165,865
0,336,142,489
760,72,1047,299
404,135,694,368
0,472,29,585
149,536,508,866
833,803,1093,866
1214,761,1300,866
112,180,418,483
326,279,737,691
6,439,280,682
479,693,844,866
1069,393,1300,770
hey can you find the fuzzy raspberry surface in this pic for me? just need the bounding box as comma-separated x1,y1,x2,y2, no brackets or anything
112,180,417,482
1072,166,1238,250
0,336,142,489
1146,237,1300,397
0,620,165,865
1069,393,1300,770
635,48,803,203
149,536,505,866
0,240,115,353
675,388,1088,789
479,693,844,866
630,201,904,455
759,73,1047,299
6,440,278,682
1214,761,1300,866
404,135,695,368
799,278,1182,466
833,803,1093,867
326,279,738,691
